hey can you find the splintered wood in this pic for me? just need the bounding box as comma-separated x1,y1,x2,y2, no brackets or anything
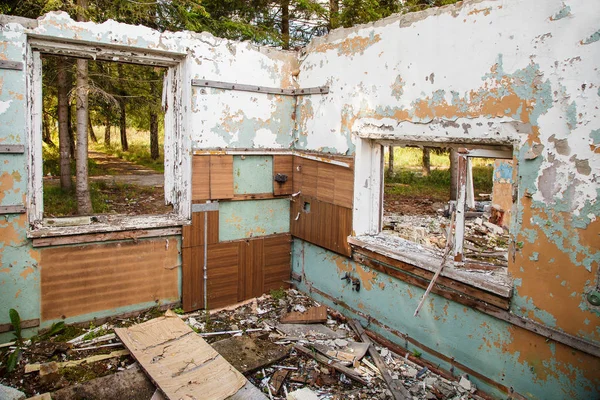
115,311,246,400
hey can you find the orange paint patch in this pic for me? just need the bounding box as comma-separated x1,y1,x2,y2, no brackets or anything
468,7,492,16
0,267,11,274
355,263,377,291
15,289,21,298
313,34,381,57
20,266,34,280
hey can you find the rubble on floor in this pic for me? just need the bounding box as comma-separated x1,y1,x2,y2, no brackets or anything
1,290,488,399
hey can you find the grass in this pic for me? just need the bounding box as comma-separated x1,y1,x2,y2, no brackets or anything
384,147,495,201
43,182,111,216
90,127,165,173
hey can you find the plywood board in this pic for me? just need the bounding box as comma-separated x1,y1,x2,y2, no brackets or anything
182,246,204,312
41,239,179,321
280,305,327,324
207,242,240,309
115,312,246,400
192,156,210,201
238,238,264,301
334,166,354,209
210,155,234,199
273,155,293,195
182,210,219,249
300,158,318,198
211,336,289,373
317,163,335,203
263,234,292,292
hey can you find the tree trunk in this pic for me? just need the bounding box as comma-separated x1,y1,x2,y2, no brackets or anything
57,57,72,190
42,111,55,147
329,0,339,31
450,148,459,201
75,58,92,214
281,0,290,50
88,114,97,143
422,147,431,177
150,112,159,160
119,100,128,151
386,146,394,178
67,103,75,159
104,107,111,148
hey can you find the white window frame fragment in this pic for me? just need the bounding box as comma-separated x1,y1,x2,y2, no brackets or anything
25,36,191,230
352,135,514,265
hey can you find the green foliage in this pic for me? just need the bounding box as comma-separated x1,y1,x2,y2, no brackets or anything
412,349,422,358
270,287,286,300
37,321,67,341
6,348,22,373
9,308,22,344
82,323,108,341
173,307,185,315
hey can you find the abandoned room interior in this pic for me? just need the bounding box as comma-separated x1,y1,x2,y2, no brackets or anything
0,0,598,399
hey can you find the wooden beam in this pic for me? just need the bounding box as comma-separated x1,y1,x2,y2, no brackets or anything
0,60,23,71
32,227,181,247
293,344,367,385
0,205,26,215
0,318,40,333
0,144,25,153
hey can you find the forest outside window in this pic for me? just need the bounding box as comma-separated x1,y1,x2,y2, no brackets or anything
26,37,189,235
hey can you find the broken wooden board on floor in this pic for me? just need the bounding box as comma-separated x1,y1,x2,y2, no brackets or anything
276,323,347,340
280,305,327,324
25,350,130,373
211,335,289,373
311,340,370,366
115,310,248,400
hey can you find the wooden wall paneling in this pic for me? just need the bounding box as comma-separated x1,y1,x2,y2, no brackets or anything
307,198,320,244
182,211,205,249
264,234,292,292
301,159,318,198
317,200,334,251
182,246,205,312
192,156,210,201
292,156,303,194
41,239,179,321
334,166,354,209
335,205,353,256
207,242,240,309
273,155,294,195
317,163,335,203
290,197,303,238
238,238,265,301
206,210,219,244
210,155,234,199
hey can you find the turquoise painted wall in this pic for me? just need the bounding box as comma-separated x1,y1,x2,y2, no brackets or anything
233,155,273,194
291,239,599,400
219,199,290,241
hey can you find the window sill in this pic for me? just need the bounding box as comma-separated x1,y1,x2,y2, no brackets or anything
348,234,513,309
28,213,186,243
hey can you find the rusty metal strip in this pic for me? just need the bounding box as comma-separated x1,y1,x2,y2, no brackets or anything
0,144,25,153
191,79,329,96
0,60,23,71
0,205,26,214
0,318,40,333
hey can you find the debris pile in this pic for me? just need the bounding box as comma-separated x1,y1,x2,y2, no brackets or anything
1,290,487,399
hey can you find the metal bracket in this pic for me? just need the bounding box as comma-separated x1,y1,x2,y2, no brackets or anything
0,205,26,214
191,202,219,213
191,79,329,96
0,144,25,154
0,60,23,71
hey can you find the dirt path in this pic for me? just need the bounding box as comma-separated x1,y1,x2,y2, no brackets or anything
88,150,163,187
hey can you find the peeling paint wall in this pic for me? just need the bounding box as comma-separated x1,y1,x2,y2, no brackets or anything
293,0,600,398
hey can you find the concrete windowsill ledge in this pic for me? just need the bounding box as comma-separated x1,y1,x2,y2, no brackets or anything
348,234,513,308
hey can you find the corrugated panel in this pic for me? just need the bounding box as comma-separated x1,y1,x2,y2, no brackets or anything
41,238,180,321
206,242,239,309
192,156,210,201
263,234,291,292
210,155,234,199
273,155,293,195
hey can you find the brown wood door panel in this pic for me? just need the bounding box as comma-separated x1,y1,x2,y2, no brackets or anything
207,242,239,309
192,156,210,201
210,155,234,199
264,234,291,292
182,246,205,312
238,238,264,301
273,155,293,195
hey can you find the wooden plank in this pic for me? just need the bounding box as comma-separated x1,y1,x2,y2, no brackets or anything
316,163,335,203
263,234,292,292
0,205,26,214
273,155,294,195
25,350,130,373
0,144,25,153
300,159,318,198
0,318,40,334
294,344,367,385
40,239,179,321
238,238,264,301
0,60,23,71
206,210,219,244
207,242,239,309
334,165,354,209
280,305,327,324
270,369,289,395
211,336,289,374
349,320,410,400
292,156,302,194
210,155,234,199
192,155,210,201
454,154,467,261
115,311,247,400
182,212,205,249
32,227,181,248
334,205,353,257
182,246,205,312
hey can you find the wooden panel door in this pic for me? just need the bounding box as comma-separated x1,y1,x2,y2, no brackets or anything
206,242,239,309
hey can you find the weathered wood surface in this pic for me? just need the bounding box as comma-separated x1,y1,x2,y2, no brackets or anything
293,344,367,385
280,305,327,324
115,311,247,400
211,336,289,373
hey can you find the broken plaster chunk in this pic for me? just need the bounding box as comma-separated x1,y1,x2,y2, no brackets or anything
334,338,349,347
380,348,390,358
294,304,306,313
0,383,26,400
483,221,504,235
287,387,320,400
459,375,472,392
404,366,419,378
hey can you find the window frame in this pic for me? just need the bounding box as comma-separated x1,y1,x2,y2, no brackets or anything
25,35,192,234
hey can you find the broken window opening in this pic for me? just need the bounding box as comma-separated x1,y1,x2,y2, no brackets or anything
26,38,190,234
382,144,513,271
